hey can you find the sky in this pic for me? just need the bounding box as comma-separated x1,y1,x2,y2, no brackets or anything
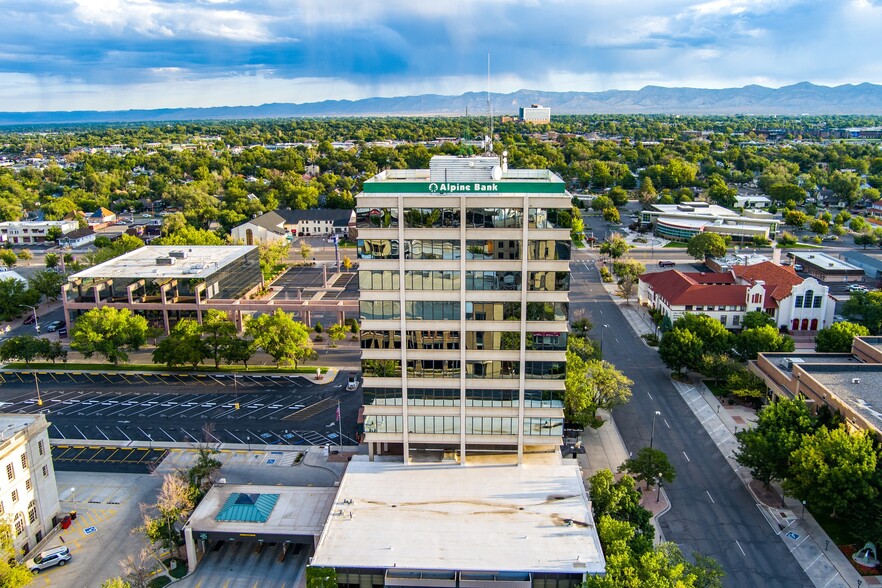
1,0,882,112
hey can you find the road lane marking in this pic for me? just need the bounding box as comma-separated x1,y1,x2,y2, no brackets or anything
646,391,653,400
735,540,746,556
682,451,690,462
706,490,715,504
664,419,670,429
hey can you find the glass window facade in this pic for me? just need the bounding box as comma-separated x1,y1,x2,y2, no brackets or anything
465,331,523,351
406,240,460,260
359,270,399,290
362,388,564,408
528,240,571,260
524,417,564,436
404,301,460,320
466,302,521,321
409,388,461,406
362,359,402,377
465,417,517,435
528,271,570,291
524,361,566,379
406,359,461,378
405,330,461,349
356,208,398,228
466,360,520,379
465,208,523,228
364,415,403,433
358,239,399,259
360,330,401,349
404,270,461,290
466,271,522,290
359,300,401,320
528,208,571,229
467,389,519,407
526,302,568,321
408,416,460,434
466,240,521,260
403,208,461,228
524,389,565,408
206,247,262,299
529,331,568,350
363,388,405,406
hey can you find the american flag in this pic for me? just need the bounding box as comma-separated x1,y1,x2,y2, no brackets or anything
336,403,341,422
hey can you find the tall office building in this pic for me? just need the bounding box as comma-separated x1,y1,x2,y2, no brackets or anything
356,155,571,464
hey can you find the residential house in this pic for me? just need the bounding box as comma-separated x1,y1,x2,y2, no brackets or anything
87,207,116,226
231,209,355,246
57,227,96,248
638,261,834,331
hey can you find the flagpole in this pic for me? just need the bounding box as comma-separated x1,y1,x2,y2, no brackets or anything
337,400,343,454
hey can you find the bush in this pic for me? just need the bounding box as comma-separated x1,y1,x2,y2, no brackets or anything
641,333,659,346
599,266,614,283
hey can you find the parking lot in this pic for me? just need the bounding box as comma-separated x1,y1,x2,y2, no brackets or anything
0,371,362,446
176,540,308,588
52,445,169,473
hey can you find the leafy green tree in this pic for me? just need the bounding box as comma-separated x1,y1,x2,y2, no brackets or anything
741,310,775,330
328,323,347,348
221,337,256,370
28,270,65,302
15,249,31,265
571,317,593,338
567,335,600,362
850,216,868,232
698,353,739,386
245,310,314,367
299,240,312,261
0,521,34,586
101,579,131,588
841,291,882,334
784,427,878,517
306,567,338,588
258,240,290,280
658,328,704,374
618,447,676,489
776,231,798,247
602,207,620,223
44,252,59,270
809,218,829,235
45,226,63,243
0,335,50,366
854,232,877,249
565,351,632,427
0,277,40,320
815,321,870,352
783,209,808,228
672,314,733,354
599,234,632,259
686,232,726,260
591,195,614,212
152,319,207,368
200,309,238,369
608,186,629,207
588,469,654,554
734,398,818,488
706,175,736,207
70,307,149,365
0,249,16,268
725,366,765,401
734,325,795,360
612,258,645,282
152,226,225,246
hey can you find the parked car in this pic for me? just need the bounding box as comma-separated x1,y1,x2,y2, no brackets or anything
848,284,869,293
793,264,804,272
25,546,71,573
58,327,68,338
346,374,359,392
658,260,675,268
23,313,36,325
45,320,63,332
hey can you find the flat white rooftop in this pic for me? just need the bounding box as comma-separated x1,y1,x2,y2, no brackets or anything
791,252,862,272
184,483,336,538
312,458,605,575
70,245,256,280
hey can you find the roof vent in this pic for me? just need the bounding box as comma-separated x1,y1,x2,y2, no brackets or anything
853,378,861,384
155,256,175,266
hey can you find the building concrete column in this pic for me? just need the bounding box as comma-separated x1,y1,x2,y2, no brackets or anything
368,441,375,461
184,528,198,573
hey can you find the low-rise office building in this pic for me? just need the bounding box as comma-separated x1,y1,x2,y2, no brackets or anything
639,202,779,242
62,245,355,333
835,250,882,281
751,337,882,438
788,252,865,283
310,457,605,588
519,104,551,124
0,414,60,557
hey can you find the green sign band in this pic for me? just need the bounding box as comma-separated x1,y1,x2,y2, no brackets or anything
362,181,566,194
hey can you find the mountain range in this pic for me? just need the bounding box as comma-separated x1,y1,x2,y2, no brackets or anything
4,82,882,125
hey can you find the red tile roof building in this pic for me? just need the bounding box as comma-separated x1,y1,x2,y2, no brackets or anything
638,262,835,332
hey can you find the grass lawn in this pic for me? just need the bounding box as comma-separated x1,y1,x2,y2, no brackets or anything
663,241,689,248
813,511,852,546
149,577,171,588
703,381,729,397
781,243,824,249
4,362,323,374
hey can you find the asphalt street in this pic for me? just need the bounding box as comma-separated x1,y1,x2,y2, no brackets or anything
570,250,809,588
0,370,363,447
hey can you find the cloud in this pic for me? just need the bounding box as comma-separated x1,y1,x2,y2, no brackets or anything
0,0,881,111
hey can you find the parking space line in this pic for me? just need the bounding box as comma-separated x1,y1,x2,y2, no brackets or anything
94,427,110,441
51,424,66,439
181,429,199,443
225,430,245,444
73,425,86,439
159,428,176,442
116,427,131,441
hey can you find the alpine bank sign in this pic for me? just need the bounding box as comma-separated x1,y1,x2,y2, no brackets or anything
428,182,499,193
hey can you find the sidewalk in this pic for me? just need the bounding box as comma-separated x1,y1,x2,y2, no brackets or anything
577,408,670,544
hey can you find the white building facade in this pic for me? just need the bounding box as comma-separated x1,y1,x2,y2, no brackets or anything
0,220,78,245
0,414,60,557
357,155,570,464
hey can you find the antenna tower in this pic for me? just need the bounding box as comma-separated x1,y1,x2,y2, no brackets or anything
486,53,493,154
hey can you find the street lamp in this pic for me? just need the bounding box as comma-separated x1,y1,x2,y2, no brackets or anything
650,411,661,449
246,435,251,451
656,474,663,503
70,487,76,504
